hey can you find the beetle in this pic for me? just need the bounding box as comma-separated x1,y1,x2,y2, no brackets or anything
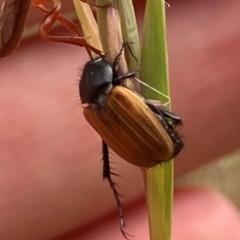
80,43,184,238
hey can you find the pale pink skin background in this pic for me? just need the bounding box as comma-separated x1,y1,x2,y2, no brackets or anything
1,0,240,239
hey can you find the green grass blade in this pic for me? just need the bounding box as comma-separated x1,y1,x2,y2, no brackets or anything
72,0,102,57
140,0,169,98
114,0,140,72
140,1,174,240
96,0,139,72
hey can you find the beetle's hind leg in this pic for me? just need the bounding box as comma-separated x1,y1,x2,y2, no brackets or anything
156,115,184,158
144,100,184,157
163,123,184,157
144,99,183,127
102,141,131,239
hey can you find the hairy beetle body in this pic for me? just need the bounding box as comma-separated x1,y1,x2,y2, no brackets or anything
84,85,174,167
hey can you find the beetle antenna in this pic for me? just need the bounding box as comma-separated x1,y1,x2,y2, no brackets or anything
102,141,132,239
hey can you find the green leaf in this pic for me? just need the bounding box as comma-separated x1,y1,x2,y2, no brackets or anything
140,1,174,240
96,0,139,72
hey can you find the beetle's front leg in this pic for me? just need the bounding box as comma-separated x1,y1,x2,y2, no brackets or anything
112,42,138,86
32,0,102,55
102,141,130,239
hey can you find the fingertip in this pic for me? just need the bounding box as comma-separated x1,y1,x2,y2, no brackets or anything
173,187,240,240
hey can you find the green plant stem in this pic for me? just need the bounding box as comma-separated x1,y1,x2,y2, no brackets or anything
140,1,173,240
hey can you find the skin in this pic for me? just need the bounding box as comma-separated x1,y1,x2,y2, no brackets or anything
60,187,240,240
172,188,240,240
1,41,240,240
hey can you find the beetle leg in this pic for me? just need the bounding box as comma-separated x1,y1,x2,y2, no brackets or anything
112,41,128,70
112,43,137,84
112,41,139,72
80,0,113,8
144,100,184,157
112,41,139,85
102,141,131,239
113,71,137,85
155,114,184,158
144,99,183,127
164,122,184,157
32,0,102,56
159,108,182,126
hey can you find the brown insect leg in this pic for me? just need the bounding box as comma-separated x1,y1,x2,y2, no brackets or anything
145,99,182,126
80,0,112,9
34,3,80,34
111,42,138,85
102,141,131,240
32,0,102,55
144,100,184,158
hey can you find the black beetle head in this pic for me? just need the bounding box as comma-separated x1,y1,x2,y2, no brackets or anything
79,57,113,104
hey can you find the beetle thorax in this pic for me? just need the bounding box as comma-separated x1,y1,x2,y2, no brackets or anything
79,57,114,109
